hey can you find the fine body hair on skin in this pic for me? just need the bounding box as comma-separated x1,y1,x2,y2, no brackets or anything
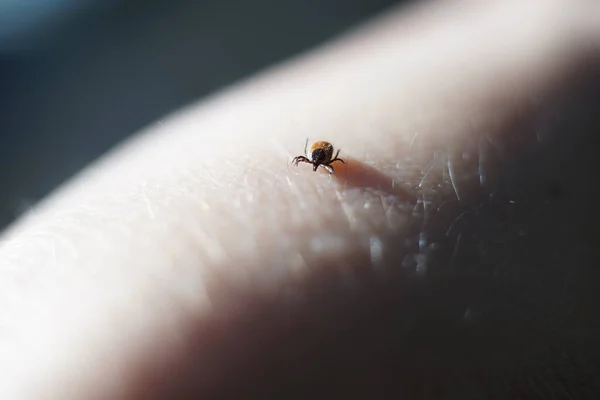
0,0,600,399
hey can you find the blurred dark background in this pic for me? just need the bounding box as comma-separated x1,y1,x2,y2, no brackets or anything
0,0,400,230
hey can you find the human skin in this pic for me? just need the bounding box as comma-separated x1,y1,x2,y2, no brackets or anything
1,0,599,398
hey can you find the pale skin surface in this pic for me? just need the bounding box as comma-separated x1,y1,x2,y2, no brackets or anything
1,0,599,398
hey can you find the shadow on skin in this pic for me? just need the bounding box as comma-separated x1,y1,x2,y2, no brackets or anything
328,158,416,202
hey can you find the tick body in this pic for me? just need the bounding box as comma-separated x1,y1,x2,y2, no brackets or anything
292,139,345,174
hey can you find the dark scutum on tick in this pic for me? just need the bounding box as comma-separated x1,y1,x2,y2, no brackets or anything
292,139,345,174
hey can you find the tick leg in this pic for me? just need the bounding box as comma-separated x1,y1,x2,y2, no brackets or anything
292,156,310,166
321,164,334,174
330,149,345,164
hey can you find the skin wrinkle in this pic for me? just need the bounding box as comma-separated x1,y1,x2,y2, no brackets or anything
157,164,408,292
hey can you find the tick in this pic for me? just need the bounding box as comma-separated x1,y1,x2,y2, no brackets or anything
292,139,345,174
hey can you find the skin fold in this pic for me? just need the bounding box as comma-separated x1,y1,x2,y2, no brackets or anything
0,0,599,398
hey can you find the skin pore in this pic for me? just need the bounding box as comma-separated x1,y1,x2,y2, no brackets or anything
1,0,599,398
